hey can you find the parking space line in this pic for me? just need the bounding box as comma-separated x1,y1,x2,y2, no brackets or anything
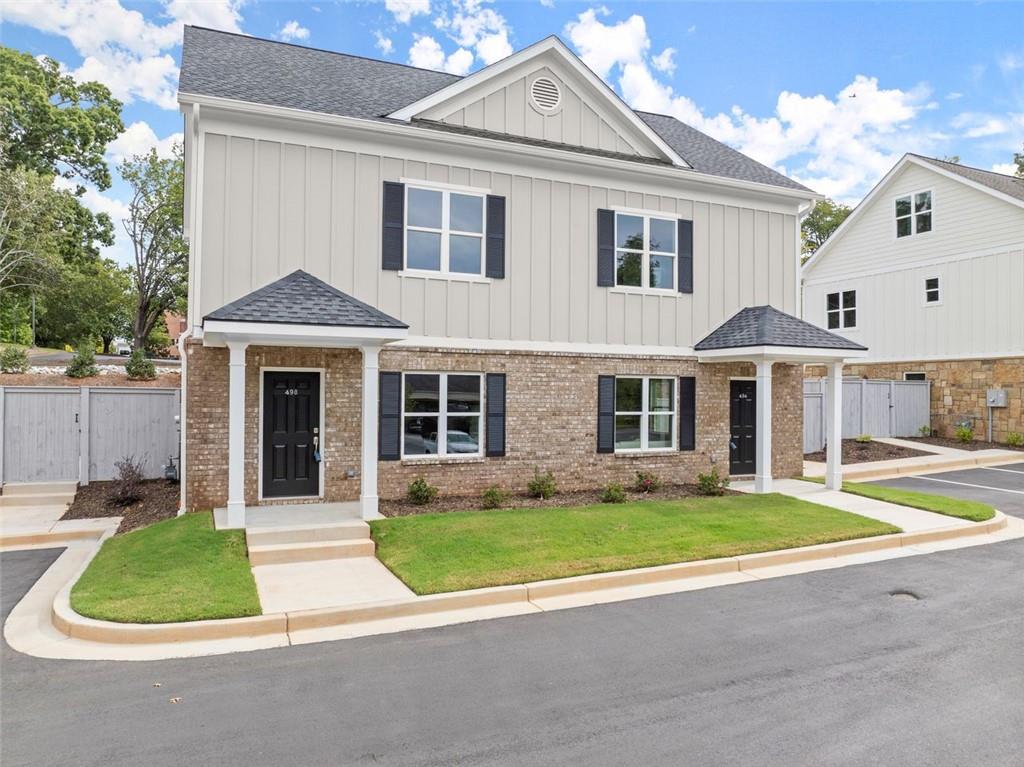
980,466,1024,475
914,475,1024,495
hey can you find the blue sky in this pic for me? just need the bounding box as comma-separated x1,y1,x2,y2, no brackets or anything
3,1,1022,264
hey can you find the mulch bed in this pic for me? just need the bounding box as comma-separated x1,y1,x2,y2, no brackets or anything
380,483,739,517
804,439,932,465
0,372,180,388
61,479,180,534
904,436,1024,453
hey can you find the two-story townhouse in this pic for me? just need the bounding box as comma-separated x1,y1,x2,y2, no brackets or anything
177,27,865,526
803,155,1024,442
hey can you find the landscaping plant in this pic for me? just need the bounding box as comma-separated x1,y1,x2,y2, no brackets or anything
125,348,156,380
696,467,729,496
65,345,98,378
1006,432,1024,447
527,469,557,499
0,346,29,373
480,485,509,510
855,434,873,443
634,471,661,493
110,455,145,507
955,424,974,443
601,483,626,503
407,477,438,505
918,425,933,438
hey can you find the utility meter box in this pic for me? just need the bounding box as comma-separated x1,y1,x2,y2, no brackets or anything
987,389,1008,407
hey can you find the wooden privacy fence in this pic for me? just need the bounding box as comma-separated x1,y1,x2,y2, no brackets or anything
0,386,180,485
803,378,931,453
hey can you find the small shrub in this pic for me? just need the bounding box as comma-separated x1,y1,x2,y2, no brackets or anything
481,485,509,510
696,467,730,496
527,469,557,499
854,434,873,444
109,455,145,507
955,425,974,443
919,425,932,438
1006,432,1024,447
125,349,156,380
65,345,98,378
0,346,29,373
634,471,661,493
600,482,626,503
407,477,438,505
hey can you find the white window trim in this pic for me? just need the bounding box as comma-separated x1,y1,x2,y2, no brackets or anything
923,275,942,306
903,371,927,381
894,188,934,240
613,210,678,293
404,180,488,278
400,371,484,460
614,376,677,453
826,289,857,331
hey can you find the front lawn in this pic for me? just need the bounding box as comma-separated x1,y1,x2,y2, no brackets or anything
71,512,262,623
369,494,899,594
802,477,995,523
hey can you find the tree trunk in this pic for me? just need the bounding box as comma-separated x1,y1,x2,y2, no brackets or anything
101,336,112,355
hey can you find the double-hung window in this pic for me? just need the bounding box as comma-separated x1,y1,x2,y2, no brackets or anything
826,290,856,329
614,377,675,451
402,373,482,457
614,212,676,290
406,186,485,276
896,191,932,238
924,276,941,304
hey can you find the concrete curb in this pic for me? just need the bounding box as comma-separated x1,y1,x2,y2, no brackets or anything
810,452,1023,483
0,522,114,550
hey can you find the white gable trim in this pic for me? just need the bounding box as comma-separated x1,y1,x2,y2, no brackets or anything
803,154,1024,276
387,36,691,169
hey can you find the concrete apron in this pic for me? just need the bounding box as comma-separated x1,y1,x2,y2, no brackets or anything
803,448,1024,483
3,508,1022,662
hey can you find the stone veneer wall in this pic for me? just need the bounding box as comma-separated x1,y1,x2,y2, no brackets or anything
805,357,1023,443
184,340,803,510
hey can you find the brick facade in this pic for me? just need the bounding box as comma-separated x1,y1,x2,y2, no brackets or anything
184,340,804,510
806,357,1024,443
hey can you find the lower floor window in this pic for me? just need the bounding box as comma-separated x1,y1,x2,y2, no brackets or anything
402,372,482,457
903,372,926,381
615,376,675,451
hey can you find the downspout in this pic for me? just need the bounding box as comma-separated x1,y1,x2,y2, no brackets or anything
176,326,192,516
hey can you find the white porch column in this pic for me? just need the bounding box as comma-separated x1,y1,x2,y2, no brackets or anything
754,359,773,493
360,345,382,520
826,361,844,490
226,340,248,528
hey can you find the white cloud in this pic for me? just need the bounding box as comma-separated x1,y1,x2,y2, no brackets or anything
407,35,472,75
999,52,1023,73
991,162,1018,176
386,0,430,24
434,0,513,66
539,0,554,7
946,91,963,100
106,122,183,163
651,47,676,75
564,8,648,80
277,20,309,42
52,176,136,263
952,112,1009,138
375,31,394,55
443,47,474,76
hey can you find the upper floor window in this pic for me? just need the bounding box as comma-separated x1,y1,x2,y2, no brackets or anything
896,191,932,238
924,276,941,304
406,186,485,276
401,372,482,458
615,212,677,290
615,376,676,452
827,290,856,329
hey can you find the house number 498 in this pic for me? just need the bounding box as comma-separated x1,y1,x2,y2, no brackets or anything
284,388,299,396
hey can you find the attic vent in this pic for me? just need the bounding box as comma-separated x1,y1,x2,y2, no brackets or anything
530,77,561,111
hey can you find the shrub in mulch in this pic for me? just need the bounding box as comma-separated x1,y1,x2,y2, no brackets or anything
906,435,1024,453
61,479,179,535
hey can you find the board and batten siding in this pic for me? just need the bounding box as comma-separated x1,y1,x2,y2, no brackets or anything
196,127,799,348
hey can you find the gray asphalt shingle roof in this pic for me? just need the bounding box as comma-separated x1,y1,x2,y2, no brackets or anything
179,26,813,194
204,270,407,328
694,305,867,351
912,155,1024,204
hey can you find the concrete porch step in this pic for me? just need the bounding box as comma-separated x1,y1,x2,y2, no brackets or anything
0,493,75,508
248,538,376,566
245,520,371,547
3,481,78,497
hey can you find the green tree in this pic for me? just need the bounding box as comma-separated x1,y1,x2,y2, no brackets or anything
0,47,123,191
801,198,853,259
120,145,187,350
1014,143,1023,179
36,259,131,352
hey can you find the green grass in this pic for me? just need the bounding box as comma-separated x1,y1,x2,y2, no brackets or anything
71,512,262,623
801,477,995,522
369,494,899,595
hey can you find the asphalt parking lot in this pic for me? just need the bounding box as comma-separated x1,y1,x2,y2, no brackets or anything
870,461,1024,517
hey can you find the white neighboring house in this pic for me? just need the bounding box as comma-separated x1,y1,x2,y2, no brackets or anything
802,154,1024,442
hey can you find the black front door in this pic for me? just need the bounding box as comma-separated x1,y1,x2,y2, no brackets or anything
729,380,756,475
263,371,320,498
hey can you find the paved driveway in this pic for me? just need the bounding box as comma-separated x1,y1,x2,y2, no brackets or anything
4,542,1024,766
870,461,1024,518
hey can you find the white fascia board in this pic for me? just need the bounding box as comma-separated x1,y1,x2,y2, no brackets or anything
386,36,690,169
202,319,408,348
177,92,820,206
696,345,869,363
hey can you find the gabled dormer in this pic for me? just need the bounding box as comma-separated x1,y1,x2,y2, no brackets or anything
388,36,689,167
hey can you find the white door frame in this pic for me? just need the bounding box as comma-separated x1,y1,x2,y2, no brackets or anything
257,366,326,502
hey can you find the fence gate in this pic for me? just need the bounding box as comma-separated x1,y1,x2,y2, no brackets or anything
803,378,931,453
0,386,180,485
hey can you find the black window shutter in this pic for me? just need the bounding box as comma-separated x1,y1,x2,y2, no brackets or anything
485,373,506,456
678,219,693,294
382,182,404,271
485,195,506,279
679,376,696,451
597,209,615,287
597,375,615,453
378,371,401,460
